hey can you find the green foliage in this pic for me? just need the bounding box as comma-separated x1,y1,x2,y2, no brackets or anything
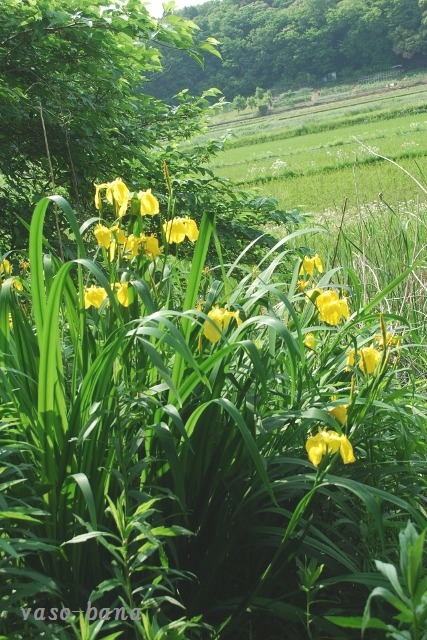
257,103,269,116
152,0,427,101
246,95,257,110
231,94,247,112
0,0,290,278
1,6,425,639
363,521,427,639
0,0,220,250
1,179,426,638
326,521,427,639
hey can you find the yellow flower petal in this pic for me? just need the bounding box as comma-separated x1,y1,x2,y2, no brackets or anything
298,279,311,291
203,307,224,344
163,218,187,244
137,189,159,216
142,235,162,258
0,258,11,275
102,178,130,216
374,331,401,349
305,432,327,467
94,183,109,210
233,310,242,327
346,348,356,370
346,345,381,375
110,226,127,244
203,307,240,344
94,224,111,249
339,435,356,464
109,241,117,262
116,282,130,307
123,234,140,260
324,430,342,453
314,255,324,273
306,429,356,467
329,404,348,425
163,217,199,244
359,345,381,375
184,218,199,242
304,332,316,350
11,278,23,291
112,179,130,217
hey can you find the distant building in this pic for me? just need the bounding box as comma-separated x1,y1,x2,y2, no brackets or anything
323,71,337,82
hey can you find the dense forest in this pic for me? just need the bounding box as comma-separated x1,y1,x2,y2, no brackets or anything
150,0,427,100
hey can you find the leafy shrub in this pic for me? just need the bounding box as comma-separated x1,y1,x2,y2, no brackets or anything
257,103,269,117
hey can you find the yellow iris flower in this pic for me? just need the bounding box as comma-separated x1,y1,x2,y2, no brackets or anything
123,234,140,260
298,279,311,291
374,331,401,349
141,235,162,258
203,307,242,344
110,225,127,245
163,217,199,244
137,189,159,216
109,240,117,262
95,224,128,258
11,278,23,292
304,333,316,350
184,218,199,242
94,178,130,217
94,183,107,210
306,429,355,467
164,218,186,244
84,285,107,309
0,258,11,276
315,289,350,325
299,254,323,276
107,178,130,217
347,345,381,375
359,345,382,374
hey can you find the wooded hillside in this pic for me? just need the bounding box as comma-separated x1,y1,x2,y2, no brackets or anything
151,0,427,99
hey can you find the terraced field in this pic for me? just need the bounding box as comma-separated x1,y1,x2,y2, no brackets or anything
206,83,427,216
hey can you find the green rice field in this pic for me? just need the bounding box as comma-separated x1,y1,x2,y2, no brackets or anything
206,83,427,217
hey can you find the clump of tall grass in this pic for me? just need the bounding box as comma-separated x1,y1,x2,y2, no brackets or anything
0,174,426,639
308,156,427,358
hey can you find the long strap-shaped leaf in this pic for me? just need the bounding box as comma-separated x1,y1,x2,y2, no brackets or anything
29,196,86,338
0,279,12,368
37,262,75,482
170,211,215,402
